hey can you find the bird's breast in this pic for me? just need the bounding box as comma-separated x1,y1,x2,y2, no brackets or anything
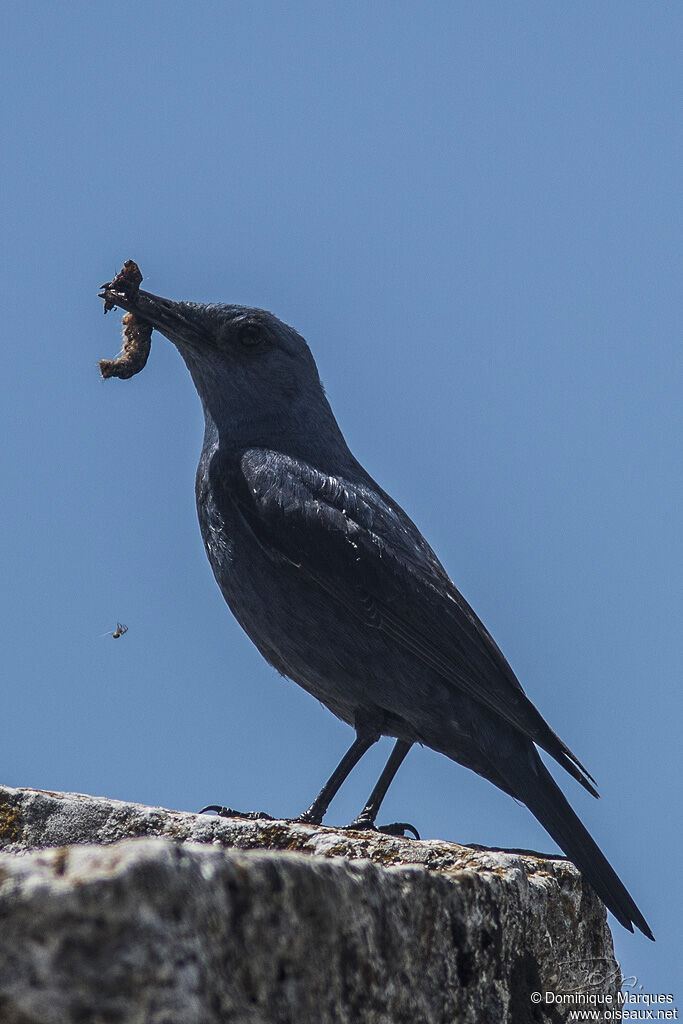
196,459,379,723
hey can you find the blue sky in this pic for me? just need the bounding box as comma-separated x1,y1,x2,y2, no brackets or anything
1,0,680,994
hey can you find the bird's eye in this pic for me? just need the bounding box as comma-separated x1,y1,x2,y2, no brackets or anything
239,322,262,348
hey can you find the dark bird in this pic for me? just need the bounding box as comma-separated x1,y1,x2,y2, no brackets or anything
99,274,652,939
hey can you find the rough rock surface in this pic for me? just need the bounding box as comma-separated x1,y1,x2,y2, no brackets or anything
0,784,618,1023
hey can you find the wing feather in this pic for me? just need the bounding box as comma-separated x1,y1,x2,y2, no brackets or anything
227,448,597,795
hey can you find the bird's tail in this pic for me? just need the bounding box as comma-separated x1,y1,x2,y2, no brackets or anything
507,749,653,940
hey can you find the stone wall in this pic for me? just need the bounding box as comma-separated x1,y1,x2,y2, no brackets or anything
0,785,619,1023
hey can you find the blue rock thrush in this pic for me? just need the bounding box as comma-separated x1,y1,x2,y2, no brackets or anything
99,268,652,939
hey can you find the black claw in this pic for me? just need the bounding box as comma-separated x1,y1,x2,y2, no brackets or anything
377,821,421,840
198,805,274,820
343,817,420,840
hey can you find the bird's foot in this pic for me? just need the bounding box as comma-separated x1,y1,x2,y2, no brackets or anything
377,822,421,840
344,815,421,840
198,805,419,839
293,809,323,826
199,804,274,821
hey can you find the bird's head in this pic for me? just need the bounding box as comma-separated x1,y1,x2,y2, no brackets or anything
100,280,339,450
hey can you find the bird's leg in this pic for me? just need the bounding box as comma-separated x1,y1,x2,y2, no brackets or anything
296,725,380,826
346,739,420,839
201,713,382,826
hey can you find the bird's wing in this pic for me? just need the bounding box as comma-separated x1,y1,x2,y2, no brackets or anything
226,448,596,795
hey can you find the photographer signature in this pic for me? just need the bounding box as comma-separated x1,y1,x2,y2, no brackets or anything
552,957,638,993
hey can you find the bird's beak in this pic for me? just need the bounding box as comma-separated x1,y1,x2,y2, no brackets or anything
98,282,202,349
